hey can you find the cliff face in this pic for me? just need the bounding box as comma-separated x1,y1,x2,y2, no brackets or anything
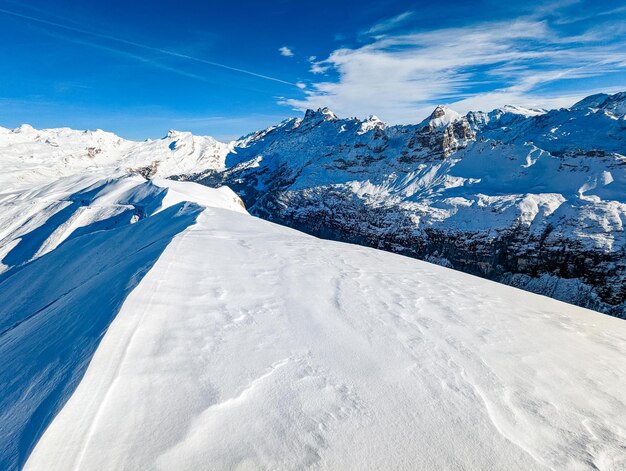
190,93,626,317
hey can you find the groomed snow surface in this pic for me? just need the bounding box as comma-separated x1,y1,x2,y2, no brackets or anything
2,176,624,470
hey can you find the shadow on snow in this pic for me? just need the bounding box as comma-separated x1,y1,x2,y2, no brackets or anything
0,201,201,470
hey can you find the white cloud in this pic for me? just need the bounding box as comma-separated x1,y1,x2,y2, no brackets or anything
281,17,626,122
309,62,329,74
279,46,294,57
362,11,414,36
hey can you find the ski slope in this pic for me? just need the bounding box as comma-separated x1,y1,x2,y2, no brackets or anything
8,178,624,470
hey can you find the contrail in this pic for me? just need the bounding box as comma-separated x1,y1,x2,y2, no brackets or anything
0,6,299,87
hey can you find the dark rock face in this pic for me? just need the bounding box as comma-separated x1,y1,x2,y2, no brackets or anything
408,106,476,158
236,192,626,318
188,94,626,318
128,160,160,179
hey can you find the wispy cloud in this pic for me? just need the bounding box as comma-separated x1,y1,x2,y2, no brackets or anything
0,6,300,87
362,11,413,36
279,46,294,57
283,12,626,121
549,4,626,24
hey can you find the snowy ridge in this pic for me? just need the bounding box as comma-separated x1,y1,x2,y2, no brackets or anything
0,174,623,470
0,173,244,275
0,175,244,470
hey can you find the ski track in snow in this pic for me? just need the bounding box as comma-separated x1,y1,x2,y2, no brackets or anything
21,200,626,470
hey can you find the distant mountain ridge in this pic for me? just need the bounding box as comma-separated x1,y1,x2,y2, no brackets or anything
1,91,624,317
191,91,626,318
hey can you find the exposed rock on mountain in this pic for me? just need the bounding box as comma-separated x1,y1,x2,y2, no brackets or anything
189,92,626,318
415,105,475,157
2,92,624,317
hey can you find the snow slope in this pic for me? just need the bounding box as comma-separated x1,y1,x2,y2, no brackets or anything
0,175,244,470
2,177,622,470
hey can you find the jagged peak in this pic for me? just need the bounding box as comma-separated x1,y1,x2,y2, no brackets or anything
430,105,458,118
303,107,338,122
421,106,462,129
165,129,197,141
365,114,383,123
357,115,386,134
572,93,610,110
13,123,36,134
601,92,626,117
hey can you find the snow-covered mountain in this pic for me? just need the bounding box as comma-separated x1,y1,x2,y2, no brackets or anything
1,92,624,318
0,124,229,193
1,173,625,470
189,92,626,318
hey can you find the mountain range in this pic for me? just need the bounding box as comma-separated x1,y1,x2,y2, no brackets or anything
1,91,626,469
193,92,626,318
6,92,623,316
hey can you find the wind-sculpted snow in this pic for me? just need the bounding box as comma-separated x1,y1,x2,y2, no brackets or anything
18,187,626,470
0,175,243,470
0,174,624,469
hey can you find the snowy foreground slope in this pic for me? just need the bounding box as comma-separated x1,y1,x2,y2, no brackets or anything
0,175,244,469
1,175,624,470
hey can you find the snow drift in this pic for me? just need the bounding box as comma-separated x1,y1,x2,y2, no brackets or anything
0,175,624,470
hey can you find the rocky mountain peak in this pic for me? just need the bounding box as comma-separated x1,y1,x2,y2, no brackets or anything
13,124,36,134
413,106,473,157
572,93,610,110
365,114,383,123
357,115,386,134
303,107,338,122
599,91,626,117
422,106,462,130
164,130,197,148
572,91,626,116
430,106,451,119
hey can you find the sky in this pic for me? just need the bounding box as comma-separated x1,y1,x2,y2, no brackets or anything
1,0,625,140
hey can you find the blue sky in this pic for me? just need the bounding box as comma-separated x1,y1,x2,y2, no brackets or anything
1,0,625,140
